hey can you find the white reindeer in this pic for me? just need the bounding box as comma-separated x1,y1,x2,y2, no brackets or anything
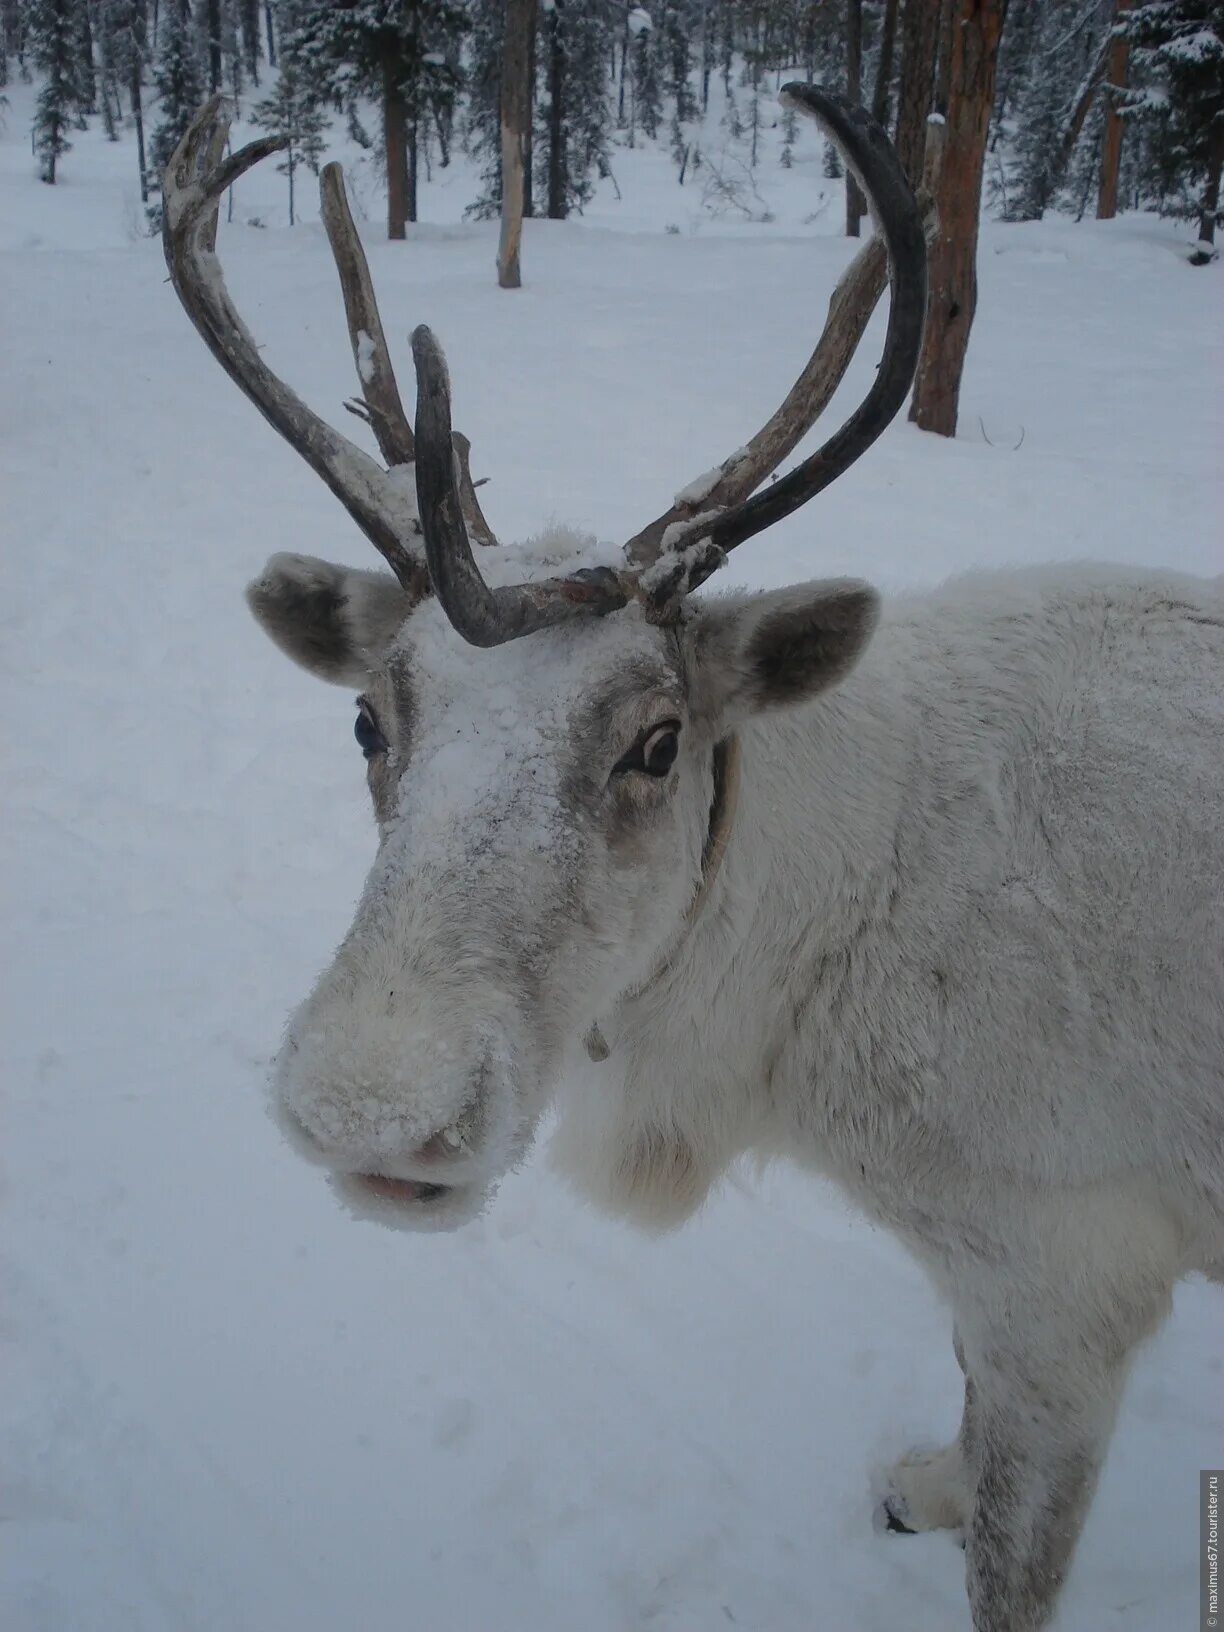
164,93,1222,1632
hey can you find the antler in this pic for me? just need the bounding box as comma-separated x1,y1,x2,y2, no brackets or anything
164,88,926,650
407,85,927,639
626,85,930,570
161,96,498,600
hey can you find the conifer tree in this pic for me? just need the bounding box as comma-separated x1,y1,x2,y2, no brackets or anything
28,0,77,182
252,20,326,224
1121,0,1224,258
290,0,468,238
149,0,204,217
537,0,614,217
73,0,97,119
106,0,150,201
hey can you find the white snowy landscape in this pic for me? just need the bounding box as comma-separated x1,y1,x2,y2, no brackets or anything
2,75,1222,1632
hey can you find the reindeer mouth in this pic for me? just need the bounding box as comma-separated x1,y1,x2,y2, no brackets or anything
332,1169,491,1233
355,1173,452,1205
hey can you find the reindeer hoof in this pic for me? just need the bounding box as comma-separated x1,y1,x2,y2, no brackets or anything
874,1496,917,1536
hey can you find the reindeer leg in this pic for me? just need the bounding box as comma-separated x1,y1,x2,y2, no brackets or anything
954,1265,1171,1632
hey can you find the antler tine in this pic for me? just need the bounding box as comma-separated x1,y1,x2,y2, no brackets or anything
412,326,629,648
319,162,416,468
319,159,501,545
625,86,928,575
162,97,428,598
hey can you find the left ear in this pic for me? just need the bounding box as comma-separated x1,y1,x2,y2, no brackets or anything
685,578,880,722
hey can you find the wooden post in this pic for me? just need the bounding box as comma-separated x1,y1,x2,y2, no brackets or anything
498,0,535,288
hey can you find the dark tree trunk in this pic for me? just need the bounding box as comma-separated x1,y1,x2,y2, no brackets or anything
407,113,418,224
264,2,276,68
546,2,566,220
524,1,536,219
871,0,901,131
240,0,259,85
895,0,942,186
498,0,535,288
911,0,1007,438
934,0,955,112
131,58,148,202
206,0,221,93
1097,0,1132,220
1190,118,1224,263
383,59,408,239
846,0,865,235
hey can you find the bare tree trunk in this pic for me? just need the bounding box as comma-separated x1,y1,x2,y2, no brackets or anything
524,1,535,219
498,0,534,289
407,112,418,224
546,2,566,220
895,0,941,186
934,0,955,111
240,0,260,85
206,0,221,93
1190,119,1224,263
872,0,901,130
264,1,276,68
911,0,1007,438
1096,0,1132,220
131,58,148,203
383,61,409,240
846,0,865,236
1044,33,1111,212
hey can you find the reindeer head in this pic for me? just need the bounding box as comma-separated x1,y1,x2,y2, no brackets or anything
164,90,929,1229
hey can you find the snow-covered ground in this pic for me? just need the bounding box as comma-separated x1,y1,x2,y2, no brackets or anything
2,85,1221,1632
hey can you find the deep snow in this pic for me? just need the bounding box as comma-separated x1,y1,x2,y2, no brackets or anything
2,84,1221,1632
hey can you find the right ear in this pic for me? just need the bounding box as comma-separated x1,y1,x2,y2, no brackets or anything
246,553,414,686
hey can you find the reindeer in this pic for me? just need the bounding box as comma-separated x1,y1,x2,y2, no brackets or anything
163,92,1222,1632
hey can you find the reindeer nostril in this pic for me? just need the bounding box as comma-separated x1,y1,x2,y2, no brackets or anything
415,1127,466,1163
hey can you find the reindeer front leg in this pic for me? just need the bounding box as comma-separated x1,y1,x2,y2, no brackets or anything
952,1261,1170,1632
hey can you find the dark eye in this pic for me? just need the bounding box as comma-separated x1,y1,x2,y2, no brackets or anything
613,721,681,779
354,701,387,759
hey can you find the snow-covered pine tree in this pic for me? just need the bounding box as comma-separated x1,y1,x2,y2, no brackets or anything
1002,0,1115,220
1121,0,1224,258
630,5,661,145
148,0,204,220
0,0,23,89
662,0,696,176
252,18,326,224
289,0,468,238
104,0,149,200
238,0,260,85
28,0,78,182
537,0,614,218
461,0,502,218
73,0,97,120
97,0,123,138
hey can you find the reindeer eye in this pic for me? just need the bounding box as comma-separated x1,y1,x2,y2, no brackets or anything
354,702,387,759
613,721,681,779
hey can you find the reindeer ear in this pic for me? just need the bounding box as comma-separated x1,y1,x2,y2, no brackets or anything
687,579,879,721
246,554,414,686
